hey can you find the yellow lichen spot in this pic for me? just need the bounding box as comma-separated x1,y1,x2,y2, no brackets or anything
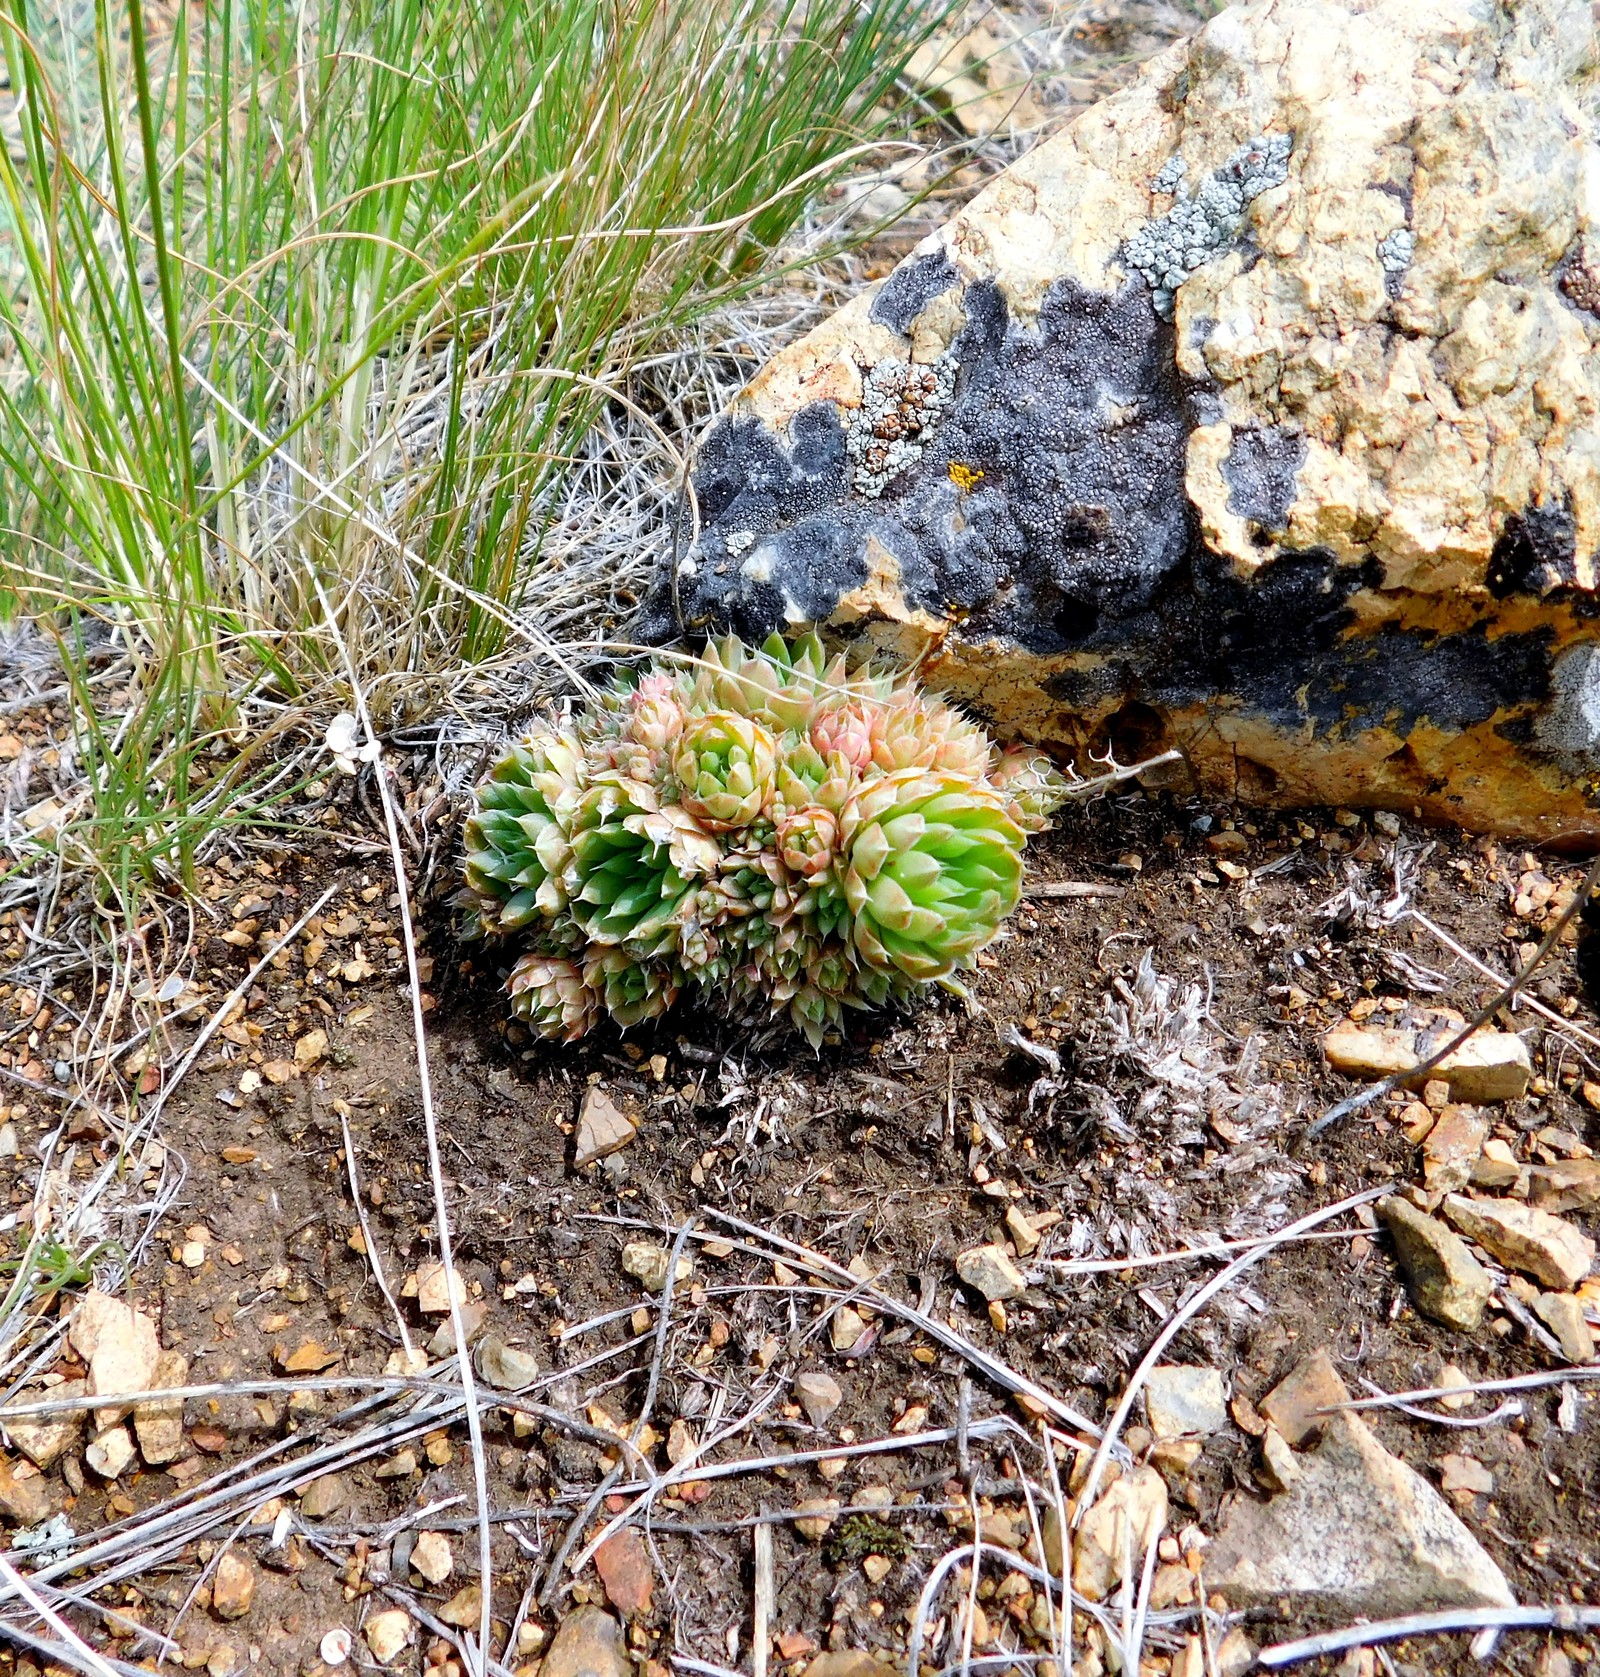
948,463,985,493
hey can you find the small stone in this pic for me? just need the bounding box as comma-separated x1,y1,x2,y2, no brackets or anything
438,1585,483,1628
794,1498,840,1541
1152,1564,1197,1610
1004,1206,1040,1257
955,1244,1026,1302
319,1629,353,1667
1533,1292,1596,1364
0,1455,60,1524
1437,1454,1494,1497
665,1419,696,1466
1442,1194,1596,1290
1144,1366,1227,1438
207,1645,241,1677
1259,1424,1300,1493
1321,1020,1531,1103
416,1262,469,1314
861,1554,892,1584
574,1089,637,1168
68,1290,161,1429
1422,1107,1489,1198
134,1351,189,1467
1215,1629,1256,1677
211,1553,255,1620
541,1608,627,1677
1072,1466,1168,1601
298,1473,347,1518
801,1655,878,1677
476,1336,540,1391
427,1299,488,1357
180,1241,206,1269
2,1380,86,1470
364,1609,413,1665
411,1530,452,1585
1472,1139,1523,1189
621,1243,691,1294
594,1525,654,1617
1150,1436,1203,1473
1260,1350,1352,1447
85,1424,136,1479
794,1372,843,1426
375,1449,418,1480
830,1307,868,1352
1528,1159,1600,1212
293,1028,328,1068
1436,1365,1476,1410
1378,1197,1494,1332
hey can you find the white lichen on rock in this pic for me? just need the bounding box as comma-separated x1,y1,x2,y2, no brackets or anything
845,354,958,497
1122,134,1293,317
1377,227,1415,276
724,530,755,556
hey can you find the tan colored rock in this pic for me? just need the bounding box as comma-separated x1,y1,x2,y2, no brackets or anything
410,1530,452,1585
1260,1349,1351,1447
956,1243,1026,1302
574,1088,637,1168
1533,1291,1596,1363
794,1371,843,1426
795,1498,840,1542
621,1242,691,1294
2,1380,86,1470
363,1609,413,1665
1322,1021,1530,1104
210,1553,255,1620
1528,1158,1600,1213
1379,1196,1495,1332
1422,1108,1490,1198
1072,1465,1168,1601
0,1455,60,1524
1207,1411,1513,1613
415,1262,468,1315
68,1290,161,1428
829,1306,868,1352
1259,1424,1300,1493
652,0,1600,842
1442,1194,1595,1290
438,1585,483,1629
134,1351,189,1466
85,1423,137,1479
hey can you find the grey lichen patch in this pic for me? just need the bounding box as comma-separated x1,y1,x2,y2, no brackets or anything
870,248,960,336
845,354,958,497
725,530,756,556
1377,227,1415,297
1123,134,1293,317
1223,425,1305,533
1536,643,1600,764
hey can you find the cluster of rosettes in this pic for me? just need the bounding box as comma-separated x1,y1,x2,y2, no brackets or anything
462,633,1070,1047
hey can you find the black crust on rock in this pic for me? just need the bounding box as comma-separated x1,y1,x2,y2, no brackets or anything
869,249,960,335
640,272,1559,743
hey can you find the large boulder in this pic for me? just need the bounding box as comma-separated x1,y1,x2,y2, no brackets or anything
646,0,1600,840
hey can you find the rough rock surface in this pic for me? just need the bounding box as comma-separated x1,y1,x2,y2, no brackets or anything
1207,1411,1515,1613
648,0,1600,840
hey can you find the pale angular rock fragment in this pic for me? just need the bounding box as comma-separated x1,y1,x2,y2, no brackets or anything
574,1088,637,1168
1322,1022,1530,1104
1442,1194,1595,1291
1207,1412,1514,1613
1072,1466,1168,1601
955,1244,1026,1302
1145,1365,1227,1438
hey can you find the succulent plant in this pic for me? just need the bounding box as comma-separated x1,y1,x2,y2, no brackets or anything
464,632,1082,1045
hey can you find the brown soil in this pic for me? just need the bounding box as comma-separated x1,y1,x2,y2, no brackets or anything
2,767,1596,1677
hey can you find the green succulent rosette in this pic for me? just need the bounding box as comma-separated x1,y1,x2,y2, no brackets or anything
508,953,601,1042
461,733,584,933
564,779,720,954
583,947,682,1027
838,769,1025,981
672,710,778,831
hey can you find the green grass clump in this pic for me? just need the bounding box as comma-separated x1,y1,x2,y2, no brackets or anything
0,0,951,897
